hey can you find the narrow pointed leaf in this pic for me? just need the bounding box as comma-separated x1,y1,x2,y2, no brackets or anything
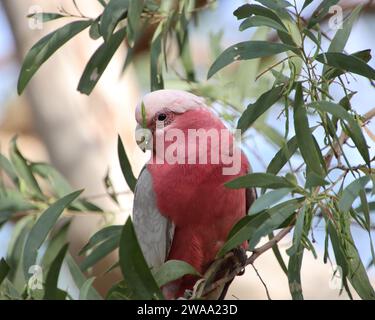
65,254,102,300
240,16,288,33
118,135,137,192
43,244,69,300
237,85,284,133
153,260,200,287
317,52,375,80
100,0,129,42
78,28,126,95
207,41,296,79
9,137,43,198
119,217,164,299
17,20,91,94
249,199,300,250
226,172,295,189
79,277,99,300
23,190,82,279
0,258,10,285
288,246,304,300
307,101,370,166
293,83,324,176
79,225,122,255
80,235,119,271
338,176,371,212
249,188,291,215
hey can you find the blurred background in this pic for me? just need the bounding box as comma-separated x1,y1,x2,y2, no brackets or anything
0,0,374,299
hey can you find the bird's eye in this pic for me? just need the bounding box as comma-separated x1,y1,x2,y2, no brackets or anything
157,113,167,121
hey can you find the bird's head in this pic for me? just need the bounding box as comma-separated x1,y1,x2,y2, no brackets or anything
134,89,210,152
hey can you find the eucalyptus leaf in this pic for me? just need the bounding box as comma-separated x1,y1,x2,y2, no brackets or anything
208,41,296,79
17,20,91,94
23,190,82,279
153,260,200,287
119,218,164,299
225,172,295,190
118,135,137,193
100,0,129,42
78,28,126,95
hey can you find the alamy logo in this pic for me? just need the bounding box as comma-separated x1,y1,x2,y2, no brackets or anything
28,5,44,30
328,5,343,30
136,123,243,175
28,265,44,290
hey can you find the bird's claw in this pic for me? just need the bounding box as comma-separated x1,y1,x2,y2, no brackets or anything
231,247,247,275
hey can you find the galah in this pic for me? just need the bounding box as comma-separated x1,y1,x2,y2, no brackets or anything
132,89,256,299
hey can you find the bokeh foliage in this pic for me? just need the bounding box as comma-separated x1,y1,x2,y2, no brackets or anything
1,0,374,299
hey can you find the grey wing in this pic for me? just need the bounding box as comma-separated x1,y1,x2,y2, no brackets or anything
132,167,175,270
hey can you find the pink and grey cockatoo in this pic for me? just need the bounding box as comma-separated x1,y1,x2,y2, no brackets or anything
133,89,256,299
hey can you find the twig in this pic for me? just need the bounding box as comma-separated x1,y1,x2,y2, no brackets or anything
200,225,293,297
251,263,272,300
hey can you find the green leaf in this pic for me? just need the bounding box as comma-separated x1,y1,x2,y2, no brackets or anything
323,50,372,80
89,19,101,40
27,12,65,23
78,28,126,95
153,260,200,287
0,190,37,212
23,190,82,279
256,0,292,10
97,0,107,7
100,0,129,42
293,83,324,177
234,3,287,22
17,20,91,94
118,135,137,192
266,136,298,175
79,277,98,300
43,244,69,300
41,220,70,272
6,215,33,284
9,137,43,198
225,172,295,190
80,225,122,255
287,205,306,256
127,0,144,46
307,101,370,166
80,235,119,271
218,212,270,257
207,41,296,79
338,176,371,212
237,85,284,133
248,199,300,250
0,258,10,285
308,0,340,28
249,188,291,215
240,16,288,33
150,23,164,91
0,279,21,300
119,217,164,299
327,6,362,53
301,0,313,11
317,52,375,80
65,254,102,300
305,172,329,189
288,246,304,300
0,154,19,186
31,163,72,197
106,280,133,300
329,213,375,300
